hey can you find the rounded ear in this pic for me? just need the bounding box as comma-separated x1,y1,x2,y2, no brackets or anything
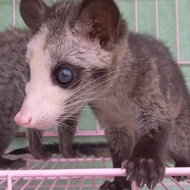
79,0,120,48
20,0,48,30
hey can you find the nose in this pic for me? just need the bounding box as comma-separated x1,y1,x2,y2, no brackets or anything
14,111,32,128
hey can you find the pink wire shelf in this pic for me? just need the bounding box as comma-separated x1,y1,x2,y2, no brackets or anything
0,156,190,190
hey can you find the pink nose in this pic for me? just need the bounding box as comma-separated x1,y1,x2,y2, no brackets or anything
14,112,32,128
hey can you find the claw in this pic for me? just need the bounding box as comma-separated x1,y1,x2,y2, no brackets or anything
126,173,132,181
121,161,127,169
140,180,145,188
150,182,155,190
121,164,124,170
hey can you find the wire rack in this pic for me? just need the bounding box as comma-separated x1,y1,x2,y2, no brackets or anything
0,0,190,189
0,156,190,190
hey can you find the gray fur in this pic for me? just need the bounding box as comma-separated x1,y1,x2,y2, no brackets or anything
0,28,28,168
19,0,190,189
0,28,79,166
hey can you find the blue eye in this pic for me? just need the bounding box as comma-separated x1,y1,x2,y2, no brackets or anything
56,67,74,85
26,65,30,81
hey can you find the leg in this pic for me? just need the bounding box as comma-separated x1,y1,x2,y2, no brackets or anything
99,126,136,190
58,114,81,158
121,98,171,189
168,111,190,181
28,128,51,160
0,114,26,169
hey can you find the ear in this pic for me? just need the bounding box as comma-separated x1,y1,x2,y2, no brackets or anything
20,0,48,30
79,0,120,48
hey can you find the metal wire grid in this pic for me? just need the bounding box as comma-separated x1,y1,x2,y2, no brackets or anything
1,0,190,189
0,156,190,190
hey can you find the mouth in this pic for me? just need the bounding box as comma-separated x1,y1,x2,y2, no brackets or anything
27,124,53,130
14,111,58,130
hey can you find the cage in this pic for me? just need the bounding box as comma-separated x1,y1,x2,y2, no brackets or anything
0,0,190,189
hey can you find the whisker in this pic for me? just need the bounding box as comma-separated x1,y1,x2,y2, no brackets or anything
55,119,75,130
5,64,27,85
54,72,124,123
63,70,124,105
56,122,75,133
35,129,45,149
7,95,22,106
13,82,25,98
9,105,20,113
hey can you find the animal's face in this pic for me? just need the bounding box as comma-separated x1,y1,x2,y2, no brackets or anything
14,0,126,130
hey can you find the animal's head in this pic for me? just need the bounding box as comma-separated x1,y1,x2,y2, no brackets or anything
14,0,128,130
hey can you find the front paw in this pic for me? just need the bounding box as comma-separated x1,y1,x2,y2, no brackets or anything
123,156,165,189
99,179,131,190
0,158,26,169
99,180,117,190
10,158,27,169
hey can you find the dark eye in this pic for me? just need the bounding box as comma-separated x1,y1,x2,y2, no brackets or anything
26,65,30,81
56,67,74,85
